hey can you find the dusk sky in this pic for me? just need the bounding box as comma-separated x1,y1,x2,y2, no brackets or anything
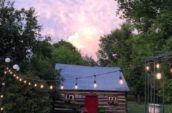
14,0,124,59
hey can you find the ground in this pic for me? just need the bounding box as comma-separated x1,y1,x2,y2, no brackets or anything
128,101,172,113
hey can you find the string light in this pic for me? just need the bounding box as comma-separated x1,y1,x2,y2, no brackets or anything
74,78,78,89
3,66,124,92
1,82,5,86
156,63,160,69
170,68,172,73
145,65,150,71
0,95,3,99
156,72,162,80
0,107,4,111
49,85,53,90
28,82,31,86
19,78,22,82
16,76,19,80
40,84,44,89
13,74,16,77
60,84,64,90
24,80,27,84
119,76,124,85
93,75,97,88
34,83,38,87
4,71,7,75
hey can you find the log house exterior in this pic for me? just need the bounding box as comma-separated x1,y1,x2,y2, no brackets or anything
55,64,129,113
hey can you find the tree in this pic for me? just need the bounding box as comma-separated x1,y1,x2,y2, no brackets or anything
0,1,56,113
0,0,40,63
114,0,172,103
52,40,89,65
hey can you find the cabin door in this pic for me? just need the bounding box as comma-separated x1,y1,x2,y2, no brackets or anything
84,95,98,113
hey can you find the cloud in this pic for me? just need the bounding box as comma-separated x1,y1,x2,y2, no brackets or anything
14,0,124,60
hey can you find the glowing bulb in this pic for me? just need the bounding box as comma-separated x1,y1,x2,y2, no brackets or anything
34,84,37,87
156,72,162,80
145,66,150,71
156,63,160,69
49,85,53,90
1,82,5,86
6,67,9,70
4,71,7,75
60,85,64,90
93,81,97,88
170,68,172,73
19,78,22,82
16,76,19,80
119,76,124,85
0,95,4,98
28,82,31,86
0,107,4,111
74,84,78,89
40,85,44,89
13,74,16,77
24,80,27,84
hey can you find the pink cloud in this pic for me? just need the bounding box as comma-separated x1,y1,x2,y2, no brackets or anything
14,0,124,60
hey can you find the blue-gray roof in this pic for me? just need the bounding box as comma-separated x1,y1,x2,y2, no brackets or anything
55,64,129,92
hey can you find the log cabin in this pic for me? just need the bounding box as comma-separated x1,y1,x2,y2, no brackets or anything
55,64,129,113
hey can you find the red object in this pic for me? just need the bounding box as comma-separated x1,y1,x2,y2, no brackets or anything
84,95,98,113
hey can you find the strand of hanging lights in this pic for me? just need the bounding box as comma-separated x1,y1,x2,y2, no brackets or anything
145,63,165,80
3,57,125,92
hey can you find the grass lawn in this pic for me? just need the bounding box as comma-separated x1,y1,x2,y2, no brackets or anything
128,101,172,113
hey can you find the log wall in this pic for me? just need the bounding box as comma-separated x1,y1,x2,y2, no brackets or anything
59,90,127,113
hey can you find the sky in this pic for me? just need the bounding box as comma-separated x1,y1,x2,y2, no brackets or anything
14,0,124,60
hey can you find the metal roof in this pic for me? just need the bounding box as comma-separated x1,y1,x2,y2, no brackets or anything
55,64,129,92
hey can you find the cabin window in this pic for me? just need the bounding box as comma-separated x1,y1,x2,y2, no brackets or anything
65,94,74,100
108,96,117,105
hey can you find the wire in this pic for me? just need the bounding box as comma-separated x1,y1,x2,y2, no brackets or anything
60,69,122,80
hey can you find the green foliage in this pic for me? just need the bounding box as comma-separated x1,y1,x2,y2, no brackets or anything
0,1,55,113
52,40,90,65
0,0,40,62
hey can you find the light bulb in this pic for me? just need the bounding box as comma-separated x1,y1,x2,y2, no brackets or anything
19,78,22,82
93,83,97,88
60,85,64,90
0,95,3,98
16,76,19,80
119,79,124,85
1,82,5,86
28,82,31,86
93,81,97,88
0,107,4,111
49,85,53,90
156,63,160,69
156,72,162,80
145,66,150,71
4,71,7,75
119,76,124,85
13,74,16,77
74,84,78,89
170,68,172,73
34,84,37,87
24,80,27,84
40,85,44,89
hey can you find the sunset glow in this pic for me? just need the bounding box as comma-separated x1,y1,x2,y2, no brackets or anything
14,0,124,59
